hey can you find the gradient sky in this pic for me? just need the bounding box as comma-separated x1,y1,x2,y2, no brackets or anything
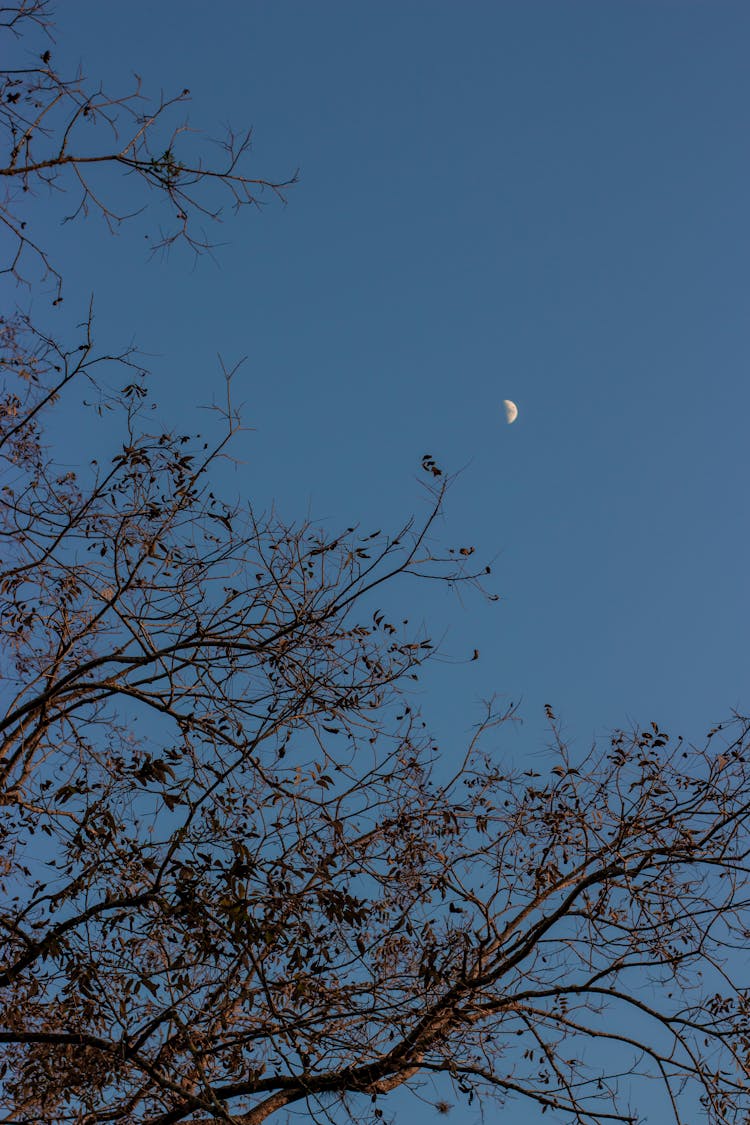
15,3,750,1118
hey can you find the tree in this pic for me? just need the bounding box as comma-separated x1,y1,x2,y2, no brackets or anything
1,0,295,300
2,6,750,1125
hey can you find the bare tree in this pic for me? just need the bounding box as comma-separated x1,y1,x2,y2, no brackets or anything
2,4,750,1125
1,0,295,300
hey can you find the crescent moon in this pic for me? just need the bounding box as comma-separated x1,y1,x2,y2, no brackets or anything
503,399,518,424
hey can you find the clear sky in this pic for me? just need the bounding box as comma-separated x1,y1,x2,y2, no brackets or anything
30,0,750,762
17,3,750,1114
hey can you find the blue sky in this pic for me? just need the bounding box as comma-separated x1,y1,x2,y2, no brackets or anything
11,2,750,1121
30,0,750,760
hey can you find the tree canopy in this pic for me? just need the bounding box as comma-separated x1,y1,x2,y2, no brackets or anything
2,5,750,1124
